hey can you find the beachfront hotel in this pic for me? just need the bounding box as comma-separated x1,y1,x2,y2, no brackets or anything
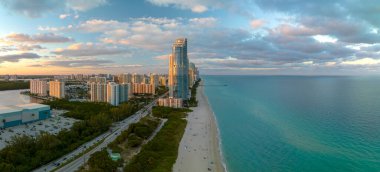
169,38,190,100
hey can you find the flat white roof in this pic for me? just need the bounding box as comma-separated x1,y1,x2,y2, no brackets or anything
0,103,49,115
16,103,49,109
0,106,22,114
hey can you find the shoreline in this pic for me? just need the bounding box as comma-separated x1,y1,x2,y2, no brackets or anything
205,92,228,172
173,82,226,172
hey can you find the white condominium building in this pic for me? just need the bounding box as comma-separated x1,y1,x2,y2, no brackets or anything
107,82,120,106
90,82,107,102
30,79,48,96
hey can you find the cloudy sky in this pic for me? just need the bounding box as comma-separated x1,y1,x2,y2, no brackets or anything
0,0,380,75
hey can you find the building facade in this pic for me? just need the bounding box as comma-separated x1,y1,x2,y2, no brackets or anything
119,83,129,103
158,98,183,108
150,73,159,87
132,83,155,95
30,79,48,96
169,38,189,100
0,103,51,128
107,82,120,106
90,82,107,102
132,73,143,83
89,76,106,83
118,73,132,84
49,80,65,99
159,75,167,86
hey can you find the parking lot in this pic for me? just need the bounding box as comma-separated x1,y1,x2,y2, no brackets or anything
0,109,78,150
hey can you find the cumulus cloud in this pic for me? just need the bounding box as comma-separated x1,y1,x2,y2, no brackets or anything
59,14,70,19
77,19,128,33
189,17,217,27
154,54,170,60
17,44,44,51
341,58,380,65
0,53,40,62
250,19,265,29
5,33,73,43
43,59,112,67
52,42,128,57
0,0,106,18
65,0,107,11
147,0,209,13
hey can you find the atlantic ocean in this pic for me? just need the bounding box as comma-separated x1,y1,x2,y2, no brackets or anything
203,75,380,172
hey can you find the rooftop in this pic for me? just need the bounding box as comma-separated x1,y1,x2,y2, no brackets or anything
0,106,22,114
0,103,50,115
16,103,49,109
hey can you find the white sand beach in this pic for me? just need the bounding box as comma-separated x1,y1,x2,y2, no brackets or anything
173,83,225,172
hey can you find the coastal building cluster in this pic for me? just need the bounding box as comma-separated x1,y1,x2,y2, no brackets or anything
13,38,199,108
159,38,200,108
28,73,166,106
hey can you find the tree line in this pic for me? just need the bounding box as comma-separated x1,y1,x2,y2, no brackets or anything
0,99,142,172
0,81,29,91
124,107,191,172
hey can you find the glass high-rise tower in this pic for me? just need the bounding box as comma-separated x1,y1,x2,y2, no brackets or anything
169,38,189,100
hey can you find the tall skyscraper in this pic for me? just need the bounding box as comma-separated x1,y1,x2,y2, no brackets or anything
30,79,48,96
169,38,189,100
90,82,106,102
107,82,120,106
49,80,65,99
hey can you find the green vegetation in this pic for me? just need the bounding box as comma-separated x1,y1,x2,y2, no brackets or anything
52,138,105,172
80,149,119,172
0,99,144,172
79,116,160,172
155,86,169,97
45,99,139,121
108,116,160,152
124,107,190,172
187,79,201,107
0,81,29,91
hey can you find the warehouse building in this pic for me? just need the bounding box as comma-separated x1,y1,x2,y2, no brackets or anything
0,103,51,128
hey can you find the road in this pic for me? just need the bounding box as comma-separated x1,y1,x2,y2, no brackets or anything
33,98,159,172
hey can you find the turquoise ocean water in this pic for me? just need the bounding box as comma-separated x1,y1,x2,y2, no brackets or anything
203,76,380,172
